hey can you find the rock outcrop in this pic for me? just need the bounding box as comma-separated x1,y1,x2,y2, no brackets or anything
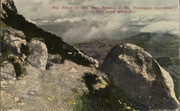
3,27,27,56
101,43,179,110
75,33,180,101
1,26,27,78
1,0,17,13
1,0,179,110
1,62,16,80
1,3,99,68
27,39,48,70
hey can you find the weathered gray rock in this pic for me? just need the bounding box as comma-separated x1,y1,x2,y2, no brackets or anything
101,43,179,110
47,54,62,64
1,27,27,78
1,62,16,80
3,28,27,54
27,39,48,70
1,60,96,111
1,0,99,68
2,27,26,39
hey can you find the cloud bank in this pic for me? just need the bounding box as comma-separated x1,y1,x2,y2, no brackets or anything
14,0,179,43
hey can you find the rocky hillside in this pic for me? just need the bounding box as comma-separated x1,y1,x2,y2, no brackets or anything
1,0,179,110
1,0,98,68
75,33,180,100
1,19,109,110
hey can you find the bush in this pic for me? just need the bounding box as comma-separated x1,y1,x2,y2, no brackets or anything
72,72,138,111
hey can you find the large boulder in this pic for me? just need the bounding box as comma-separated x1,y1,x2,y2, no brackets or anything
100,43,179,110
27,39,48,70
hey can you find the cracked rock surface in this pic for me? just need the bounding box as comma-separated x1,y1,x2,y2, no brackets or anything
101,43,179,110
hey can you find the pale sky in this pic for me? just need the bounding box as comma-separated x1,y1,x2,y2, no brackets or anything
14,0,179,19
13,0,179,42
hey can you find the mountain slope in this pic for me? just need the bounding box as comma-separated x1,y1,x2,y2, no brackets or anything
1,3,98,68
75,33,180,100
1,0,179,110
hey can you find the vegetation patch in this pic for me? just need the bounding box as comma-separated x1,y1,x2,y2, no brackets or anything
1,21,9,28
72,72,138,111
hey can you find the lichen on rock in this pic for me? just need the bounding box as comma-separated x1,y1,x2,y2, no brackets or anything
27,39,48,70
101,43,179,110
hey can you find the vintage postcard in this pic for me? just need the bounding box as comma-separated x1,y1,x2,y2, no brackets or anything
1,0,179,110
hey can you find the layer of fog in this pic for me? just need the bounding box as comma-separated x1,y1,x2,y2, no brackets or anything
14,0,179,43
